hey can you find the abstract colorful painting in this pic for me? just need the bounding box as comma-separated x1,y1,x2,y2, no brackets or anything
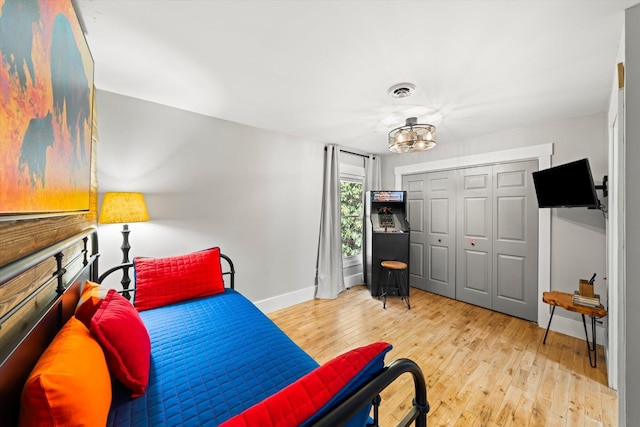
0,0,94,215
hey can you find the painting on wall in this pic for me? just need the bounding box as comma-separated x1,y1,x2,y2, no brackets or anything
0,0,94,215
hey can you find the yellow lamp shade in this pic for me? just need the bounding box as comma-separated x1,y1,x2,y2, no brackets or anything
99,192,150,224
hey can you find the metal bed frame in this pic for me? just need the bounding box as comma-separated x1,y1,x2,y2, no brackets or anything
0,229,429,426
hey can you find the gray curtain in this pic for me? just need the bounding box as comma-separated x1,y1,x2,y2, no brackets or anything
362,155,381,286
315,145,345,299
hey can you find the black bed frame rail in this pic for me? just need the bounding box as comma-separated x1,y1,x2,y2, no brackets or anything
97,253,236,293
0,228,99,329
311,358,429,427
0,228,99,426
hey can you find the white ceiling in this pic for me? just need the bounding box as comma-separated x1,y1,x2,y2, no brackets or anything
76,0,639,154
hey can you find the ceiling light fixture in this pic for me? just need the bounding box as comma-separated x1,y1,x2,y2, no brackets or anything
388,117,436,153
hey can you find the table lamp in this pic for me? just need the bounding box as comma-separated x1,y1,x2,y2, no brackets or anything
98,192,149,298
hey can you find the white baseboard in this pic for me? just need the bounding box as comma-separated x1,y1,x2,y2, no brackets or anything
344,273,363,288
604,329,613,388
539,313,606,346
253,286,316,314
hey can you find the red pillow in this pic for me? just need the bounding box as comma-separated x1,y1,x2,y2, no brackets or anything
133,247,224,311
90,289,151,398
220,342,392,427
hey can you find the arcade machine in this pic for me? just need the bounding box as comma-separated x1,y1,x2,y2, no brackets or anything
365,191,410,297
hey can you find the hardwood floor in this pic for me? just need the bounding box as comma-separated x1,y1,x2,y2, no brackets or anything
268,285,617,426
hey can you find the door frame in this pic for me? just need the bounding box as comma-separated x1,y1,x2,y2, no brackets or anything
394,143,553,326
607,81,624,392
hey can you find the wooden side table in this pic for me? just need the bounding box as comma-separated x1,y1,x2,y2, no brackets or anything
542,291,607,367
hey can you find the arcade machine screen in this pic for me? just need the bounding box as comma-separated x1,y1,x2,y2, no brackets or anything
370,191,409,233
378,206,395,228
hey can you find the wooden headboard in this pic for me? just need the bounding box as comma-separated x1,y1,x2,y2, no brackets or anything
0,228,99,426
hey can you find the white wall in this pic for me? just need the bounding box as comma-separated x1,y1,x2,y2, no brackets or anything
96,90,324,307
380,113,608,328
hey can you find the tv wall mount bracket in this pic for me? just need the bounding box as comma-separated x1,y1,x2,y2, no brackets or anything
596,175,608,198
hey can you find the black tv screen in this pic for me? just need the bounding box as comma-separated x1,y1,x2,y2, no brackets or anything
532,158,600,208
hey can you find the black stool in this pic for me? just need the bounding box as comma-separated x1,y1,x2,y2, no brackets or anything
380,260,410,309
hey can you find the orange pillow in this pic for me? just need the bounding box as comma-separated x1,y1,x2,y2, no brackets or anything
19,317,112,427
75,280,107,326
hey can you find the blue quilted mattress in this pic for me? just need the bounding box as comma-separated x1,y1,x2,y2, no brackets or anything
108,289,319,426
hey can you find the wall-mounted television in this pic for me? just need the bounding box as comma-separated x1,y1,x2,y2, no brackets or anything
532,158,600,208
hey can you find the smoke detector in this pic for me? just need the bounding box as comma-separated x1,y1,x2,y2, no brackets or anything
388,83,416,99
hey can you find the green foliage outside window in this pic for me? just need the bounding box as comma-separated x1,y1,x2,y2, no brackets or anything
340,180,363,258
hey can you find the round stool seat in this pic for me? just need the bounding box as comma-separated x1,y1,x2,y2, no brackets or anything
381,260,407,270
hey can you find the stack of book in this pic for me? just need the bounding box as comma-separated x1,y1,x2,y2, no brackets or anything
573,291,601,307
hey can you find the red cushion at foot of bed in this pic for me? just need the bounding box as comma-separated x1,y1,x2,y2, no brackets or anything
220,341,392,427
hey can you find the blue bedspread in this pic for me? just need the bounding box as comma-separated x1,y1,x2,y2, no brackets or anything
108,289,319,426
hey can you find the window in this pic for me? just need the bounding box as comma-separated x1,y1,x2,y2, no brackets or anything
340,178,363,260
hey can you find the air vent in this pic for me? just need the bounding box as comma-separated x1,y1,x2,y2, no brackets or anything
388,83,416,99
